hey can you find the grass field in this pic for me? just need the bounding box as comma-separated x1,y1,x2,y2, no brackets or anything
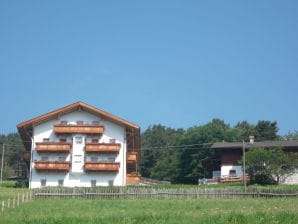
0,198,297,224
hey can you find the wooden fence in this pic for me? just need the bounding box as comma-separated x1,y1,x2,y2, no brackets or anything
1,192,33,212
32,187,298,200
1,187,297,213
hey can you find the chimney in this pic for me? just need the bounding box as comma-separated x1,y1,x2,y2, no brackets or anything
249,136,255,144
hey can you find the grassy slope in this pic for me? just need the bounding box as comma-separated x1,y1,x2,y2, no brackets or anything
0,188,29,201
0,198,297,224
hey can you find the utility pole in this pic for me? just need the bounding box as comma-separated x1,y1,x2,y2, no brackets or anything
242,140,246,192
0,143,4,183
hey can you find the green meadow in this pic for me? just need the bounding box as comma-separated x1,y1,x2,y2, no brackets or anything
0,197,297,224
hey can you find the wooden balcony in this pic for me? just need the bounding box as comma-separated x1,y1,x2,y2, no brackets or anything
54,124,104,134
34,161,71,172
35,142,72,153
84,162,120,172
85,143,121,153
127,151,138,161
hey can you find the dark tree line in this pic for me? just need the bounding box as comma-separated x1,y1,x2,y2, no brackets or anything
0,133,25,179
0,119,296,184
140,119,281,184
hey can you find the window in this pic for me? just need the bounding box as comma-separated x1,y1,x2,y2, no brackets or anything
108,180,114,186
74,155,82,163
75,137,83,144
60,138,67,142
41,156,48,161
109,139,116,144
43,138,50,142
91,156,98,162
58,179,64,187
92,121,100,125
229,170,236,176
76,121,84,125
108,157,115,162
41,179,46,187
60,120,68,124
91,180,96,187
92,138,99,143
58,156,66,162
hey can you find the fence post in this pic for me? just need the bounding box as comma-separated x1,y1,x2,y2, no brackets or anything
1,201,4,212
17,193,20,207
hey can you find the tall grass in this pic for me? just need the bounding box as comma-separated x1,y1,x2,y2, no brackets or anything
0,198,297,224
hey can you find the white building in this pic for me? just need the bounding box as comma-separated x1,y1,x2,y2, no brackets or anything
18,102,140,189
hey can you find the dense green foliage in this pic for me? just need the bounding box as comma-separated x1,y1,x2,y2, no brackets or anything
140,120,282,184
0,198,297,224
0,133,25,179
245,147,298,184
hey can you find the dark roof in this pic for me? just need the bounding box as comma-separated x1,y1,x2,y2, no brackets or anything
212,141,298,150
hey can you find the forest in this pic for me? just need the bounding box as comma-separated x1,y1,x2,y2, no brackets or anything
1,119,298,183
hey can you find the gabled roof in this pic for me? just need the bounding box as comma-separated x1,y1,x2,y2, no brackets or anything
17,101,140,150
212,141,298,150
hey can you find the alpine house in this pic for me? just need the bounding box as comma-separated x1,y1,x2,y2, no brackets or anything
17,102,140,188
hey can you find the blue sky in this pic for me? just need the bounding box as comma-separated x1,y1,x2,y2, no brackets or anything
0,1,298,135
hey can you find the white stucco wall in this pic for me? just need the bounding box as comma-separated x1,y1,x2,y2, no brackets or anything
30,111,126,189
221,165,243,177
280,170,298,185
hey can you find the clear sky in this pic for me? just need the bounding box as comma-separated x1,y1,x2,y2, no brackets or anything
0,1,298,135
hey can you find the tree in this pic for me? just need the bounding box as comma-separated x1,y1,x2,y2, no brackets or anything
174,119,238,184
139,124,184,179
254,120,279,141
284,131,298,140
234,121,257,141
244,147,298,184
0,133,25,179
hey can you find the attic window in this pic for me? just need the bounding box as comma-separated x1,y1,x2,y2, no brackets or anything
59,138,67,142
60,120,68,125
92,121,100,125
77,121,84,125
43,138,50,142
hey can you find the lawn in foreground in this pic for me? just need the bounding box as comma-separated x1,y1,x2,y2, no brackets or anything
0,198,297,224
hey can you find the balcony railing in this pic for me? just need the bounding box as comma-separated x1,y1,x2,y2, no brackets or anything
85,143,121,153
127,151,138,161
54,124,104,134
35,142,72,153
84,162,120,172
34,161,71,172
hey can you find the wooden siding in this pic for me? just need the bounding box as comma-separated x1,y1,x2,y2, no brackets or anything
221,152,242,165
126,174,141,184
127,151,138,161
